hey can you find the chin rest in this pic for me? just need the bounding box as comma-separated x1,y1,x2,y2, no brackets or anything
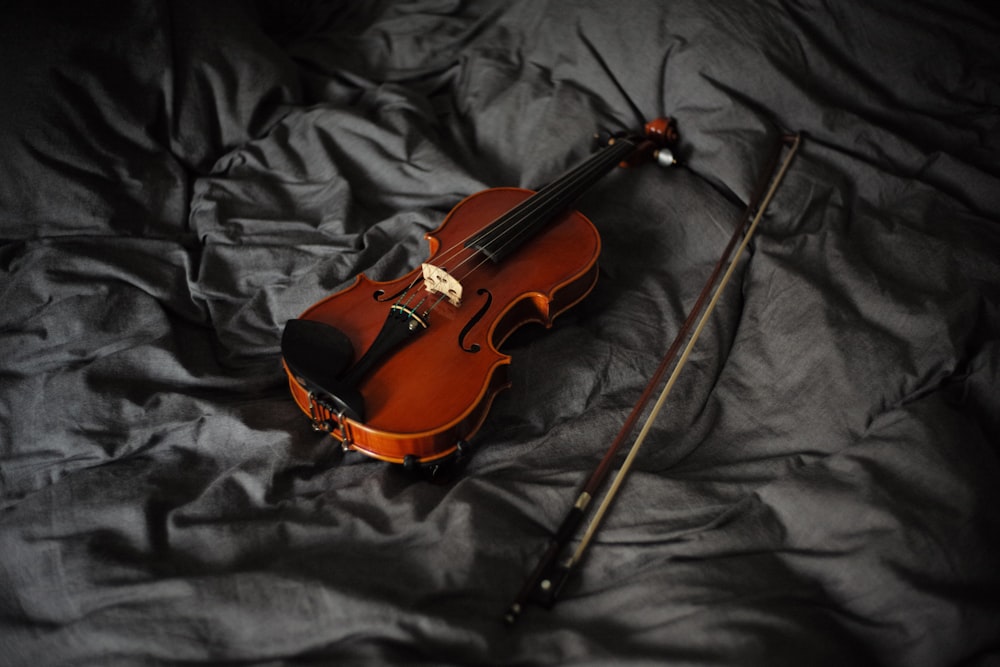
281,318,365,422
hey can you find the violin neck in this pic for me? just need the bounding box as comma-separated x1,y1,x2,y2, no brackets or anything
466,137,640,263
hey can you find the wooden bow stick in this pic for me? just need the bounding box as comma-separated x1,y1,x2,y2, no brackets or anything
505,132,802,625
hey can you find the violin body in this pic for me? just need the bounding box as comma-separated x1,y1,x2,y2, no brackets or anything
284,187,600,464
281,118,676,470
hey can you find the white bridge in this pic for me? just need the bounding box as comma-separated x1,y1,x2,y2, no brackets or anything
421,263,464,307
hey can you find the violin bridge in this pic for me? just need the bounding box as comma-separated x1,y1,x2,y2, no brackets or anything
421,263,463,307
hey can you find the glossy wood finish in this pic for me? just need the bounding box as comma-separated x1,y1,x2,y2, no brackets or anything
286,187,601,464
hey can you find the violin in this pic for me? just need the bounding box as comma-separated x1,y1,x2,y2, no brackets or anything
281,118,678,473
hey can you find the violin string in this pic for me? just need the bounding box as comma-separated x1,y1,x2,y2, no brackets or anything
393,275,425,307
444,140,637,287
418,141,635,317
395,138,638,314
421,139,632,287
455,139,636,270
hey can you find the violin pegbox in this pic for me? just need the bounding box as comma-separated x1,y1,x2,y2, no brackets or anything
643,117,678,144
592,128,624,150
595,117,679,169
643,117,678,168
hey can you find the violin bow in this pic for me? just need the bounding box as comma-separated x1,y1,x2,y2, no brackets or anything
505,131,802,625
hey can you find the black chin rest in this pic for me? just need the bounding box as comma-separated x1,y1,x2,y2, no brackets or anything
281,319,365,422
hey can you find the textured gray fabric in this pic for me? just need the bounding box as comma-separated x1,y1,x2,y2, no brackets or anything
2,1,999,664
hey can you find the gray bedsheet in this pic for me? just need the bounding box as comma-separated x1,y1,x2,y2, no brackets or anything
2,1,999,664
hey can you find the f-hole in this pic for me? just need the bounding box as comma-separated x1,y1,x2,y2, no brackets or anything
374,266,450,303
374,286,409,302
458,289,492,353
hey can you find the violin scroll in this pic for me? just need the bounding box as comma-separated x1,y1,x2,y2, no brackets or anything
643,117,678,144
643,117,678,167
602,116,678,168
